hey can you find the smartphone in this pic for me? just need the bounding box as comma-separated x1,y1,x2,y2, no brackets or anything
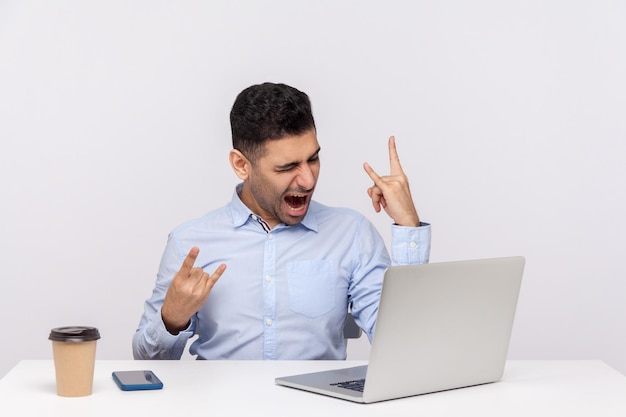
112,370,164,391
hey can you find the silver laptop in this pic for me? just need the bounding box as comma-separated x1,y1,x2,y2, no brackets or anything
275,256,525,403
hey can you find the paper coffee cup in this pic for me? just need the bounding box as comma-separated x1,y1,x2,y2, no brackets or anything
48,326,101,397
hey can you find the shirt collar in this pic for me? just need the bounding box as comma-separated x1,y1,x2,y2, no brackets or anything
229,183,319,232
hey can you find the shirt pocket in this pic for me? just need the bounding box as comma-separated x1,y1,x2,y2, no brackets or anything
287,260,335,318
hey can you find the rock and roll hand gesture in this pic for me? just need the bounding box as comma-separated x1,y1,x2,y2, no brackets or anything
161,247,226,334
363,136,420,227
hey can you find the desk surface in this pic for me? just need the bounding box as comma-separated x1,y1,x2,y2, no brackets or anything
1,360,625,416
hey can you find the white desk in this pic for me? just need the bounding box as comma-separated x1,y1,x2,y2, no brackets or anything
1,360,625,416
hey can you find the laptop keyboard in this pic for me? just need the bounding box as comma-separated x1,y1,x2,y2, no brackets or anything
330,379,366,392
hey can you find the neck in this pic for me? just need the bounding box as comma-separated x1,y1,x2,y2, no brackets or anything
238,184,280,229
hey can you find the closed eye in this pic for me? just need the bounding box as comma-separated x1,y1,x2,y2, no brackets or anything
276,163,298,172
275,147,320,172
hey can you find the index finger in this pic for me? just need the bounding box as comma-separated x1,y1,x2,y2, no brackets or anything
363,161,383,186
180,247,200,274
388,136,405,176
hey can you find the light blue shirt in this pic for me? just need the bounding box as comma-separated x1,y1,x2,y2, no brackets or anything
133,185,431,360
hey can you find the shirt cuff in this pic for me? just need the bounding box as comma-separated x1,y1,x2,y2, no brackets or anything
390,222,431,265
144,309,195,358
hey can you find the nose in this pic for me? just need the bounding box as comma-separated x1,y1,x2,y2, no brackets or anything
296,163,317,190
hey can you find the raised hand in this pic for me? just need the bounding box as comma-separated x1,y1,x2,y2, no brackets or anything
161,247,227,334
363,136,420,227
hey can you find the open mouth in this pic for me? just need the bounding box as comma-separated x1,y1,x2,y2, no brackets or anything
284,194,308,212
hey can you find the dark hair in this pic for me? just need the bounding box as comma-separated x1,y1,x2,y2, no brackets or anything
230,82,316,161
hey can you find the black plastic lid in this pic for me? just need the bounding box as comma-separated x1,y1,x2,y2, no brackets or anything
48,326,101,342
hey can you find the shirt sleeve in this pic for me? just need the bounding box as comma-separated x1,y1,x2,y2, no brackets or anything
132,233,195,360
390,222,431,265
132,309,194,360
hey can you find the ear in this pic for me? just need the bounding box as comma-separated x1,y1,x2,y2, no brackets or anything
229,149,251,180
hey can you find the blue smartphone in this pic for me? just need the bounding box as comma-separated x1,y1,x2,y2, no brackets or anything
112,370,164,391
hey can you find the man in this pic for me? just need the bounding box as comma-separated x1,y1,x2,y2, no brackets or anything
132,82,431,360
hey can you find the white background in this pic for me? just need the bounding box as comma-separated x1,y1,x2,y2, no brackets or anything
1,1,625,378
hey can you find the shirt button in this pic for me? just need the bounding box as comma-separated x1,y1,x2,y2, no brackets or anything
410,241,417,248
265,319,273,326
268,234,274,239
265,275,272,282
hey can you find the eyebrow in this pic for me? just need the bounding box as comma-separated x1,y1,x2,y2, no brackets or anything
275,147,321,170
